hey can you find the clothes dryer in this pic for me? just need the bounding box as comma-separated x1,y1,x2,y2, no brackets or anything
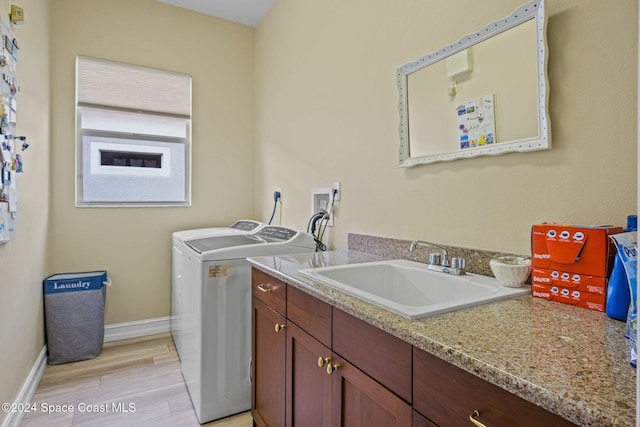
180,226,316,423
171,220,264,361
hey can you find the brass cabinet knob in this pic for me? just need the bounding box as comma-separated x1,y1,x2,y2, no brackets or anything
257,284,272,293
469,410,487,427
317,357,331,368
274,323,286,333
326,363,340,375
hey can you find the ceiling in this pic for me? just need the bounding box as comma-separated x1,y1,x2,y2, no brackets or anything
157,0,275,27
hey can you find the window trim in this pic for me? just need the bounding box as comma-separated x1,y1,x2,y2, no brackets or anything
75,55,193,207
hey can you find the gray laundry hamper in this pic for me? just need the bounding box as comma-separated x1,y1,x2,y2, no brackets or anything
43,271,110,365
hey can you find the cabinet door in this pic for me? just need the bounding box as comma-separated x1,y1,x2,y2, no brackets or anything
286,322,332,427
252,297,287,427
331,354,412,427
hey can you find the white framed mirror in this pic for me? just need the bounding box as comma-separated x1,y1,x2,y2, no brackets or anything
397,0,549,167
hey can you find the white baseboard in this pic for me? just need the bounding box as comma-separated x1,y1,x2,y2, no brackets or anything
1,317,171,427
2,346,47,427
104,316,171,342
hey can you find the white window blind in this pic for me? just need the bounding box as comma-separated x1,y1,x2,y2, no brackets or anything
76,56,191,117
80,107,187,138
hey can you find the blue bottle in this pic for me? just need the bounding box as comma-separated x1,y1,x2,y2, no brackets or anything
606,215,637,321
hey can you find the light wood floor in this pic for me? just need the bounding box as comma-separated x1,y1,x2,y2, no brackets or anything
21,333,254,427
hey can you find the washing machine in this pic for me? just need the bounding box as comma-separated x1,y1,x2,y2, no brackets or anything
180,225,316,423
171,220,264,361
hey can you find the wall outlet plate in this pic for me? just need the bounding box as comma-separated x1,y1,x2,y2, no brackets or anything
311,188,333,227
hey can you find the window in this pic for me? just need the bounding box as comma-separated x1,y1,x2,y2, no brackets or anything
76,56,192,206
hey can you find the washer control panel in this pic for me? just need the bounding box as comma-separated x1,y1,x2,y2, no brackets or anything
255,226,298,242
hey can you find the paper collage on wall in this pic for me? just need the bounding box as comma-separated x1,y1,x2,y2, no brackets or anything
0,16,21,243
457,94,496,149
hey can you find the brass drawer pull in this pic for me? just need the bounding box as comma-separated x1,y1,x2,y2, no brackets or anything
317,357,331,368
274,323,286,333
257,284,272,293
326,363,340,375
469,410,487,427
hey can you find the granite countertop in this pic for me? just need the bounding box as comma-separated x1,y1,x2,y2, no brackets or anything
247,250,637,427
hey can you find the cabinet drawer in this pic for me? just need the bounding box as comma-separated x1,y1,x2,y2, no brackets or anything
333,309,412,403
252,268,287,315
287,286,332,347
413,348,577,427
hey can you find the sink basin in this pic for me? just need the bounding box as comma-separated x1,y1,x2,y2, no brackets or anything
298,259,529,319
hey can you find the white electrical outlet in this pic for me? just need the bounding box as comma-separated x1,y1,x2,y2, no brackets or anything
274,187,282,201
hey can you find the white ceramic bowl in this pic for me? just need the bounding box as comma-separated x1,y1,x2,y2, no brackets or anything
489,256,532,288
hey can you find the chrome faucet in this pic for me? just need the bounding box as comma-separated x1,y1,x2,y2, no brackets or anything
409,240,450,267
409,240,466,275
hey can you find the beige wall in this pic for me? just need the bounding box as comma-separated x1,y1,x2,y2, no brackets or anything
254,0,638,254
0,0,50,422
49,0,254,324
1,1,637,420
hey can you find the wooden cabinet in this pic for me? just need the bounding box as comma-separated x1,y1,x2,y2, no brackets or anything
252,268,576,427
251,269,288,427
252,269,411,427
413,348,577,427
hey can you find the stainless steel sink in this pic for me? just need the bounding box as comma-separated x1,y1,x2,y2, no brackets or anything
298,259,529,319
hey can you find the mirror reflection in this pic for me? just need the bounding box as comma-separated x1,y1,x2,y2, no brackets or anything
397,0,549,166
